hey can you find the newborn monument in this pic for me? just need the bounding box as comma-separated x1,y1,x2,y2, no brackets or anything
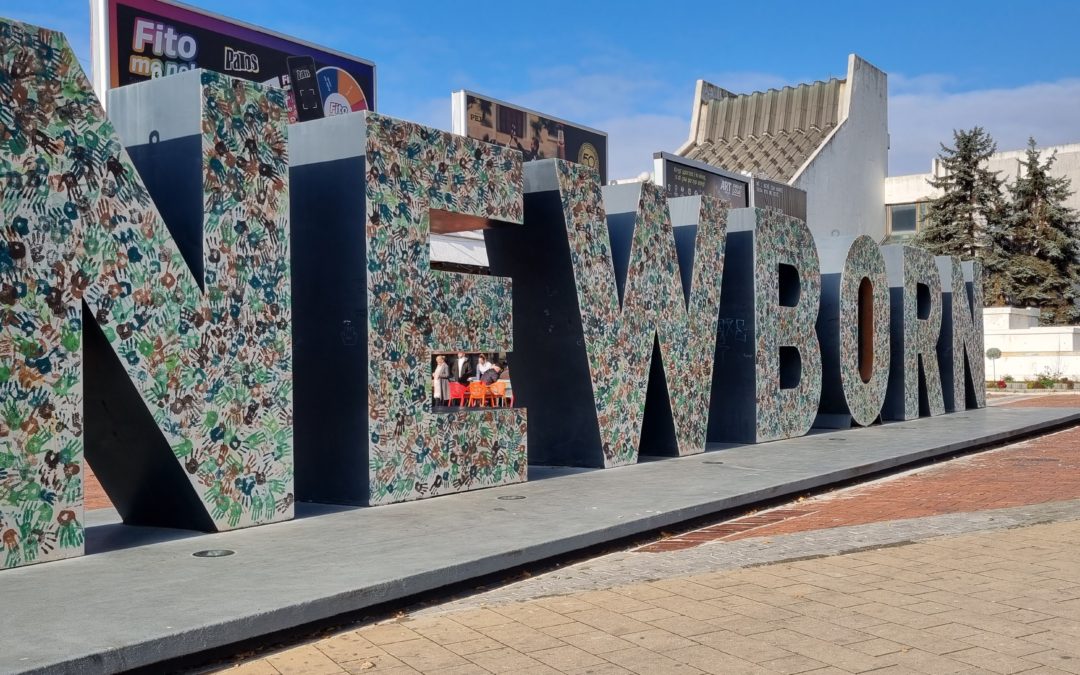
0,19,985,570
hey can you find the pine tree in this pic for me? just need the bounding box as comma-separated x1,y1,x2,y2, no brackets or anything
1000,138,1080,325
917,126,1006,261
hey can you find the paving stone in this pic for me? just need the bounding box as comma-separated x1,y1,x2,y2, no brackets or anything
443,636,505,656
661,644,772,675
491,604,573,629
539,621,596,639
947,646,1042,674
528,644,607,670
955,631,1048,658
624,607,682,623
758,653,828,674
648,615,725,637
338,654,410,673
888,648,974,674
313,633,382,663
462,647,554,674
862,622,970,655
222,661,281,675
751,629,888,672
847,638,907,656
1022,629,1080,657
602,647,705,674
693,630,794,663
265,645,347,674
379,638,469,671
617,628,696,652
478,622,566,652
450,608,517,629
563,663,635,675
558,630,636,655
357,623,422,646
401,617,484,645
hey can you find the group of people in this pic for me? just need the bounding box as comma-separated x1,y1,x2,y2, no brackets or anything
432,351,510,406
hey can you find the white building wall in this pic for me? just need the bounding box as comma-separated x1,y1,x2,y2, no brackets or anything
886,142,1080,212
983,308,1080,381
791,55,889,242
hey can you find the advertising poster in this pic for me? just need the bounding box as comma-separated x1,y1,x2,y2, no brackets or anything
91,0,376,122
654,152,749,207
452,91,607,183
753,177,807,222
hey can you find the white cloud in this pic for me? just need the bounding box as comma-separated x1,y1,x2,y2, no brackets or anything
597,113,689,181
890,77,1080,175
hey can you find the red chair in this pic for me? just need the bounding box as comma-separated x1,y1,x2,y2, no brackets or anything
468,381,492,407
448,382,467,406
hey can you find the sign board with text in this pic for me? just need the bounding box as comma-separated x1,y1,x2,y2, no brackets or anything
90,0,376,121
653,152,749,207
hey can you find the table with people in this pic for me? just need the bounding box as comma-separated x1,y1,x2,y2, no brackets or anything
432,351,513,408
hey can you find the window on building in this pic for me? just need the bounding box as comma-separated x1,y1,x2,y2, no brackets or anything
886,202,930,237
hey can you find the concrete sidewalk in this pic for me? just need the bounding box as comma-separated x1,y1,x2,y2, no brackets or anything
0,406,1077,674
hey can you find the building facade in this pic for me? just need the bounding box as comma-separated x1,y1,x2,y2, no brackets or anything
676,54,889,243
884,143,1080,242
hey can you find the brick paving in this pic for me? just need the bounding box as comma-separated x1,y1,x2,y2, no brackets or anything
84,463,112,511
215,515,1080,674
638,425,1080,552
206,406,1080,675
999,394,1080,409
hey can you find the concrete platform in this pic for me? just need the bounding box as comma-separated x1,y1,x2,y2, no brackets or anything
1,406,1077,674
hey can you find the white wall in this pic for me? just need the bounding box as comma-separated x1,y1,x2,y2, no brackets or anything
886,142,1080,213
983,308,1080,381
792,55,889,243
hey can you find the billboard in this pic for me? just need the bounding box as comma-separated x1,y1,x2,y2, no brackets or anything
90,0,376,121
752,177,807,222
653,151,749,207
452,90,608,183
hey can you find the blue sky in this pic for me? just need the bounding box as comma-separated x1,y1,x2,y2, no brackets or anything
7,0,1080,179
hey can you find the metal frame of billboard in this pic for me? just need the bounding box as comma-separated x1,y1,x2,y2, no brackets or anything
452,89,608,183
90,0,377,109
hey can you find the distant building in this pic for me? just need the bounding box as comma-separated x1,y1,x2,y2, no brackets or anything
884,143,1080,243
676,54,889,243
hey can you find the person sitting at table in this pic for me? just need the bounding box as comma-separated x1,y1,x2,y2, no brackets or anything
476,354,493,379
480,363,502,385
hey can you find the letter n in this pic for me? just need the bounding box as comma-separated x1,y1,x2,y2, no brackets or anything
0,23,292,569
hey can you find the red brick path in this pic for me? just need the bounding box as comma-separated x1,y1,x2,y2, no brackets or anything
84,464,113,511
638,402,1080,552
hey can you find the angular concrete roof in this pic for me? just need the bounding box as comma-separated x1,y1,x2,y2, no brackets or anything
678,77,845,182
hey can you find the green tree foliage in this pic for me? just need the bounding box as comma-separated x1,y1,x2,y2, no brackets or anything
917,127,1009,302
919,127,1006,258
1000,138,1080,325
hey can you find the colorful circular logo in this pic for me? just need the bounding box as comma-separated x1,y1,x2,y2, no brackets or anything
577,142,599,170
316,67,368,117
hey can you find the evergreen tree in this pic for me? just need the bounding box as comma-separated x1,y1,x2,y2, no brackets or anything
917,127,1008,303
1000,138,1080,325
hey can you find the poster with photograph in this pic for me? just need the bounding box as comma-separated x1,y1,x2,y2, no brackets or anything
453,91,607,183
655,152,749,207
92,0,376,122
